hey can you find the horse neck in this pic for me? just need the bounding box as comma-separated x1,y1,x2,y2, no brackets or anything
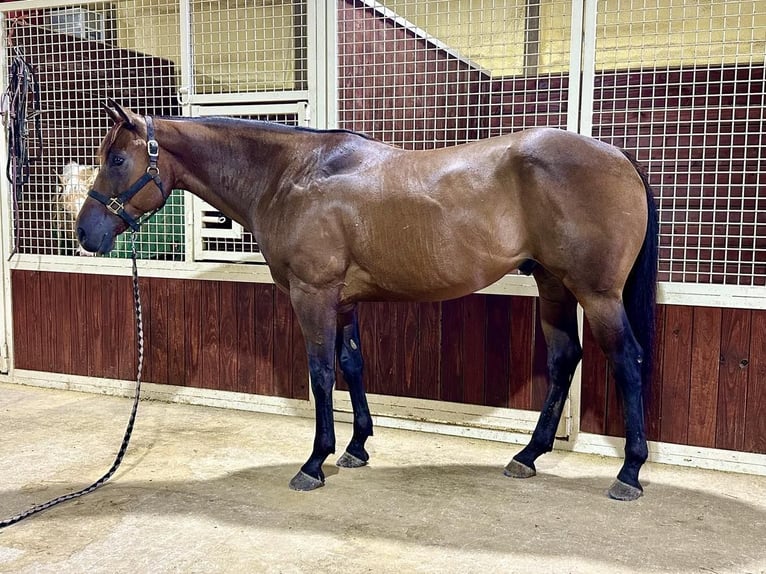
156,118,296,226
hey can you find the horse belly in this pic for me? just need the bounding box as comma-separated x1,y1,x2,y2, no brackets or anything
342,209,525,303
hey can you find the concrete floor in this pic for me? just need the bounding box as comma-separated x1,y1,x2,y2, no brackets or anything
1,382,765,574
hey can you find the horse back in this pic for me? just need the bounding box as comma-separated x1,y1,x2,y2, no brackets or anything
266,128,647,304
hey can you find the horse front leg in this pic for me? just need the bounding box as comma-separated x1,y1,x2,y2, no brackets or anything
335,305,373,468
288,286,340,491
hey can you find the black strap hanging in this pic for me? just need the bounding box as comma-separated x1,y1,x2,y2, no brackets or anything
3,46,42,259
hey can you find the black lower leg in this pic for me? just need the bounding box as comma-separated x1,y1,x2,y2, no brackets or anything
337,309,372,465
508,290,582,477
509,336,581,474
291,355,336,490
612,353,648,497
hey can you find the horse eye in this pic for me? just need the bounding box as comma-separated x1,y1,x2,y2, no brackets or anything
110,155,125,167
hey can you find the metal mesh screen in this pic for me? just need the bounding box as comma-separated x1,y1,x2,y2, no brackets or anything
336,0,573,149
3,1,183,260
592,1,766,286
189,0,308,96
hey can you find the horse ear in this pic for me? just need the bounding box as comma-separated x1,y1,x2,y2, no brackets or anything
103,98,136,130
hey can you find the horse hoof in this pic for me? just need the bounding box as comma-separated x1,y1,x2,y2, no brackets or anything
336,451,368,468
504,458,536,479
289,471,325,492
607,479,643,501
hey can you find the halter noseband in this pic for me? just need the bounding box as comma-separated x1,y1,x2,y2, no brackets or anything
88,115,164,232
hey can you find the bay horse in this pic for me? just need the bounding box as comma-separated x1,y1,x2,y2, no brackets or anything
76,100,658,501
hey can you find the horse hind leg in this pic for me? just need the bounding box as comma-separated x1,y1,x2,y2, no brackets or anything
581,295,648,501
506,270,582,479
335,305,374,468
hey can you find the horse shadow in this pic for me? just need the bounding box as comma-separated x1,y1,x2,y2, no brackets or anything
2,460,765,573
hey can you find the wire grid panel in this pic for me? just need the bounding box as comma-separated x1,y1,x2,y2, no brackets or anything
336,0,573,149
591,0,766,286
188,103,308,262
188,0,308,99
3,1,183,260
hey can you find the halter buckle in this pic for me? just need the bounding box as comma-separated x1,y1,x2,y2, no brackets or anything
147,139,159,158
106,197,125,216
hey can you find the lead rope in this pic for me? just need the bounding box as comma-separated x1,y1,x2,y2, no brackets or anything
0,232,144,529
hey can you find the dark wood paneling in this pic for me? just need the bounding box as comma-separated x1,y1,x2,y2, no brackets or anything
508,297,535,410
440,298,464,403
12,271,766,456
745,310,766,453
581,302,766,455
218,282,239,393
660,306,693,444
716,308,751,451
11,271,30,371
254,284,275,396
416,302,441,401
147,278,169,384
273,288,295,397
183,280,203,388
235,282,256,394
579,319,609,435
166,279,186,386
484,295,512,408
688,307,722,447
200,281,222,391
462,296,487,405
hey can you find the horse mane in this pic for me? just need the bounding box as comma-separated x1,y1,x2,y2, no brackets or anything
177,115,374,141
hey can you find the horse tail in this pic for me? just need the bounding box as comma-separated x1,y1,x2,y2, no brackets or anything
621,151,659,393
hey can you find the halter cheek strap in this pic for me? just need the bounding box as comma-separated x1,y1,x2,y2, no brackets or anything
88,115,164,232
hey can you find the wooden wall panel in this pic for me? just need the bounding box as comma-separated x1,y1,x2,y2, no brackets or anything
745,311,766,453
688,307,722,447
218,282,239,393
11,271,766,456
484,295,512,408
660,305,693,444
581,302,766,455
415,302,441,401
716,308,751,451
254,284,276,396
183,280,203,389
166,279,186,387
508,297,535,410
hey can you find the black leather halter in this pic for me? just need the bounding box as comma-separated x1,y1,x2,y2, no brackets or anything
88,115,164,232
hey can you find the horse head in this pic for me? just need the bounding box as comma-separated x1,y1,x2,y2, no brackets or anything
76,99,170,254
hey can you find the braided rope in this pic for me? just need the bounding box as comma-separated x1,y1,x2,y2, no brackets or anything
0,232,144,529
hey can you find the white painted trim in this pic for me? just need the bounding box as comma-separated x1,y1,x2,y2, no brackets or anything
6,372,765,477
10,370,315,419
186,91,311,105
570,432,766,477
333,390,541,434
659,282,766,310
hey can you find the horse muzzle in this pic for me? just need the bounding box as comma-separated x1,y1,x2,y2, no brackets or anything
76,203,125,255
